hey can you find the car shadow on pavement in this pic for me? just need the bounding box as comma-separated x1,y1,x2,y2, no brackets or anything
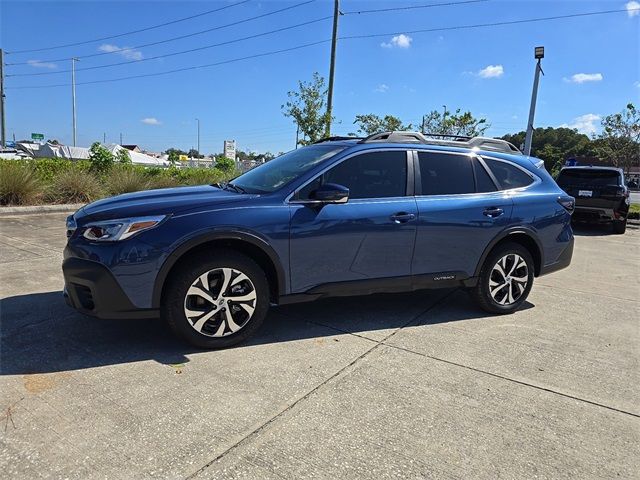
1,289,527,375
572,222,639,236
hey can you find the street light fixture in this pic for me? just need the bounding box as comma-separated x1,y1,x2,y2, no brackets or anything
524,46,545,156
534,46,545,60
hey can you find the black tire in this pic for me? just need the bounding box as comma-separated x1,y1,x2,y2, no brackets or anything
471,242,535,314
613,219,627,235
162,249,270,349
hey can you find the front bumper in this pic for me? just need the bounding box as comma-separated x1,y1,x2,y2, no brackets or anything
62,257,159,320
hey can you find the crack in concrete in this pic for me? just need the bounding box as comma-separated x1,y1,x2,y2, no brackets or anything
183,290,456,480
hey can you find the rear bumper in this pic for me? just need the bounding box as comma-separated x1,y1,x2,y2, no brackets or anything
539,236,574,276
62,257,159,320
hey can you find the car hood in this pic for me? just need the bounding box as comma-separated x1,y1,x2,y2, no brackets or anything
76,185,254,222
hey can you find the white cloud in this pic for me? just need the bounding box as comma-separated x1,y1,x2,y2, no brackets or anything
99,43,143,60
564,73,603,84
141,117,161,125
634,80,640,88
477,64,504,79
560,113,601,135
626,1,640,17
27,60,57,69
374,83,389,93
381,34,412,49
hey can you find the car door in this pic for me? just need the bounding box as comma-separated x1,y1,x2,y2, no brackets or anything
412,150,513,282
288,149,418,293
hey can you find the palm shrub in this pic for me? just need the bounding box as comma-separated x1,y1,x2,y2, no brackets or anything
0,161,42,205
105,164,151,195
47,167,103,204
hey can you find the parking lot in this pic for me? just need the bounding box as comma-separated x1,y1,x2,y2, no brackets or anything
1,211,638,479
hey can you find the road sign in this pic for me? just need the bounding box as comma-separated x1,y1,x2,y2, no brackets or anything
179,154,189,162
31,133,44,141
224,140,236,161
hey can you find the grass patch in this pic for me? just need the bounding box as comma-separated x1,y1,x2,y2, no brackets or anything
0,162,42,205
47,167,103,204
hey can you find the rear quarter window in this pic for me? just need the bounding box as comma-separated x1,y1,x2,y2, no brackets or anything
483,158,534,190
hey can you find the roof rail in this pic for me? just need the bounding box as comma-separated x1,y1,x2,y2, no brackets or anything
359,131,522,155
312,136,363,144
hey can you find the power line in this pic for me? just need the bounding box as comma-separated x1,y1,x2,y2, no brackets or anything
5,0,252,55
5,0,316,66
6,40,331,90
342,0,488,15
340,7,638,40
6,7,637,90
6,16,332,77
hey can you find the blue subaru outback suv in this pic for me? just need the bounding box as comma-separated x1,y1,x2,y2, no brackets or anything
63,132,575,348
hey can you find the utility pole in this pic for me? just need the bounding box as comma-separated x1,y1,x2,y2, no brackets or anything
295,124,299,149
421,115,426,134
120,132,123,145
325,0,340,137
71,57,79,147
103,132,106,144
0,49,6,148
195,118,200,155
524,46,545,156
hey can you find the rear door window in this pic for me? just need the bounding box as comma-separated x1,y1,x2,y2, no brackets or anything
483,158,534,190
417,152,475,195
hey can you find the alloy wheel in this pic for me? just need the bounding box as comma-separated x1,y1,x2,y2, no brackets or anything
183,267,257,337
488,253,529,306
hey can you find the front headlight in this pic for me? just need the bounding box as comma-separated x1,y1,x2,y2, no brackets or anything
82,215,167,242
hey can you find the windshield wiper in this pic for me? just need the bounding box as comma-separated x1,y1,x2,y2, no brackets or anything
222,182,247,194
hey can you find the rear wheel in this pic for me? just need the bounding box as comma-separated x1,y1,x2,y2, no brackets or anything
613,219,627,234
472,242,534,314
162,250,270,349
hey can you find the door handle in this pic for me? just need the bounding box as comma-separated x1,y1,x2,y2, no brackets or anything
390,212,416,223
483,207,504,218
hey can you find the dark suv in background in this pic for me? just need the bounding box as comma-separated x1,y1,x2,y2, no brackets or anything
557,166,630,234
63,132,575,349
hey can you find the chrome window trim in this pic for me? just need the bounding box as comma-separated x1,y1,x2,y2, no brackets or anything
286,148,413,204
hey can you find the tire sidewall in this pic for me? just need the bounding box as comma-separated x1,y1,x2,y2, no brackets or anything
162,251,270,349
479,243,535,313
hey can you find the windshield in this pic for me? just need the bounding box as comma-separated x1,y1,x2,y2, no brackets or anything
231,145,346,193
557,169,621,187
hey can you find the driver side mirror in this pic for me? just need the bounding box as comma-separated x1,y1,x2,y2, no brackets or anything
311,183,349,204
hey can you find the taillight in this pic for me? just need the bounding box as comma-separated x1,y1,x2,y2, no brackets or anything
557,195,575,214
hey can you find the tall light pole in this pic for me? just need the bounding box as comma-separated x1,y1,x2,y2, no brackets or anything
0,48,6,148
325,0,340,137
524,46,544,156
195,118,200,156
71,57,79,147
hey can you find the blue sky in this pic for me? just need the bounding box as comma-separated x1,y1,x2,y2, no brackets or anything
2,0,639,154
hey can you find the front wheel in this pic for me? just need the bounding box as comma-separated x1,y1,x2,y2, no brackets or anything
471,243,534,314
162,250,270,349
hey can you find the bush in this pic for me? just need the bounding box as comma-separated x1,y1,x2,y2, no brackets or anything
105,165,150,195
176,167,226,186
89,142,115,173
47,167,103,204
147,175,181,190
0,162,42,205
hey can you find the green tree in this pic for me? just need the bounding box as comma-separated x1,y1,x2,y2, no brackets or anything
167,150,180,165
593,103,640,174
282,72,331,145
116,148,131,164
422,108,489,136
188,148,203,159
215,156,235,173
352,114,412,135
501,127,594,173
88,142,114,173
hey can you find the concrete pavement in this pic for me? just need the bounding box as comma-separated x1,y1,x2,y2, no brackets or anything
1,212,638,479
